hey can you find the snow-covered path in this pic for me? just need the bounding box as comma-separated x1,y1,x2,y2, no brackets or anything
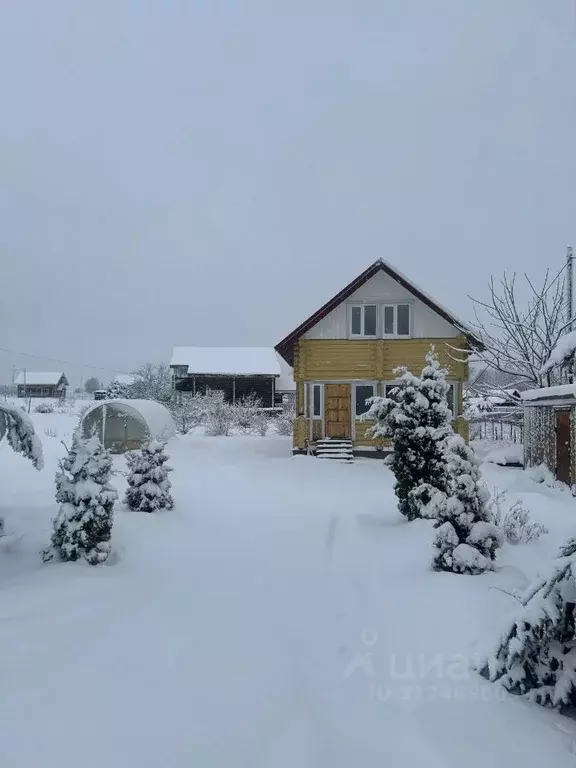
1,430,576,766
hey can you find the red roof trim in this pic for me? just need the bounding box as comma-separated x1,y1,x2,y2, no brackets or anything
275,260,483,366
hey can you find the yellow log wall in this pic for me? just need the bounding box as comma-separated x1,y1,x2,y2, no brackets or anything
295,337,468,382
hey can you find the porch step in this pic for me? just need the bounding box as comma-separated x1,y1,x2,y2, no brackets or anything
315,438,354,462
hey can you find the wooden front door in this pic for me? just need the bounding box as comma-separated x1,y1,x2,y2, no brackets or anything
555,410,572,485
325,384,351,438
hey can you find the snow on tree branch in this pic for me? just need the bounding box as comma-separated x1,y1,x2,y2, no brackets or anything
468,267,573,389
0,403,44,470
540,329,576,376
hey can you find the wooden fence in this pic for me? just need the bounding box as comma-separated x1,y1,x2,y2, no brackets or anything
469,409,523,443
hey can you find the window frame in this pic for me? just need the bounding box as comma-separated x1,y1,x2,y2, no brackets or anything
312,383,323,418
349,303,378,338
353,381,377,419
382,303,411,338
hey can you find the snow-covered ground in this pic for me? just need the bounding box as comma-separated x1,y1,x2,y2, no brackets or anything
1,407,576,766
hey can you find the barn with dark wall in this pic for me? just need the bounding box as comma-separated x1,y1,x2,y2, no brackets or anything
170,347,282,408
522,385,576,487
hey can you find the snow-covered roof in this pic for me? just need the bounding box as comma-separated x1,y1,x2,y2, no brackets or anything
14,372,65,386
80,399,175,441
112,374,135,386
540,330,576,375
522,384,576,405
170,347,281,376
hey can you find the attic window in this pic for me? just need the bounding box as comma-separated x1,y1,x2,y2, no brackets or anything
383,304,411,337
350,304,377,337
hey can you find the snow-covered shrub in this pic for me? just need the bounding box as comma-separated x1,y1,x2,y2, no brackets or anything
479,536,576,709
125,439,173,513
489,490,548,545
0,404,43,470
233,394,262,434
275,401,295,436
526,464,559,489
205,398,235,436
430,435,502,574
34,402,54,414
366,348,452,520
106,380,130,400
130,362,172,403
45,432,117,565
168,394,206,435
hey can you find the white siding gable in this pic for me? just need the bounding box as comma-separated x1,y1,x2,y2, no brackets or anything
303,271,459,340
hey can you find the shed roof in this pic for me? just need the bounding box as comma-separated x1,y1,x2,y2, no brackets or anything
81,399,175,440
14,372,66,386
170,347,281,376
522,384,576,405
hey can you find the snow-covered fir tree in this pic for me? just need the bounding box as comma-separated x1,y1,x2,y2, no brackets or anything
0,404,43,535
46,432,117,565
124,439,173,513
479,536,576,708
366,348,452,520
429,434,502,574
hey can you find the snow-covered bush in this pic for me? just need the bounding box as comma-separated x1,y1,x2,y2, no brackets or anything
489,490,548,545
205,398,235,436
0,404,43,470
0,404,43,534
168,394,206,435
275,401,295,436
130,362,172,403
233,394,262,434
34,402,54,414
125,439,173,513
526,464,559,489
478,536,576,709
366,348,452,520
45,432,117,565
106,380,130,400
430,435,502,574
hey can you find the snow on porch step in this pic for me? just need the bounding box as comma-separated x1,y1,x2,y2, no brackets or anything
315,439,354,461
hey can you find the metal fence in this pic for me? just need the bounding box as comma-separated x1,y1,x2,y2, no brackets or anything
469,409,523,443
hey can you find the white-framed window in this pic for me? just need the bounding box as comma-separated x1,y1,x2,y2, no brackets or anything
350,304,378,337
312,383,323,418
354,382,376,417
447,383,458,418
383,304,411,337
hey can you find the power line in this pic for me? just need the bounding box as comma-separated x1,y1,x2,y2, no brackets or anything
0,346,132,376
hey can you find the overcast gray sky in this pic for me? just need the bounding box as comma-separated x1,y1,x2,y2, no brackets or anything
1,1,574,387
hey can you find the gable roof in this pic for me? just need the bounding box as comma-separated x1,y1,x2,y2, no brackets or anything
275,259,484,366
14,372,67,386
170,347,281,376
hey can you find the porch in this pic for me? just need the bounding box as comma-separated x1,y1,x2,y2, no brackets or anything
292,380,469,456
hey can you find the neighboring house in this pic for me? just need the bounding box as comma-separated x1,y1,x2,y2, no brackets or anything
275,259,484,456
15,372,68,399
522,385,576,486
170,347,282,408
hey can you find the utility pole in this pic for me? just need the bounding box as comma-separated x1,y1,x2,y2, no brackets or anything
566,246,574,383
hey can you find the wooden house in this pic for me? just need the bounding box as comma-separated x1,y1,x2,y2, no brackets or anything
275,259,483,457
170,347,282,408
15,372,68,399
522,385,576,486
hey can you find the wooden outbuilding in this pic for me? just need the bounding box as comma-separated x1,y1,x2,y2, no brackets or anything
522,385,576,486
